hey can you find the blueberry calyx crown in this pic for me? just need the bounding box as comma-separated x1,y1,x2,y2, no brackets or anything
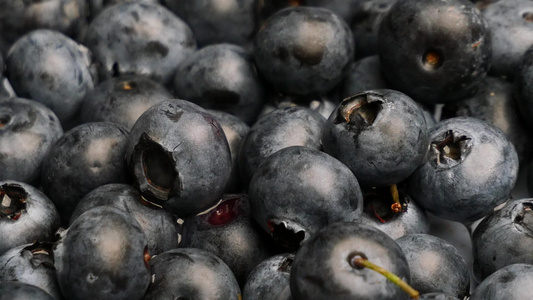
335,92,384,127
0,114,10,129
430,129,471,167
513,202,533,236
0,183,27,221
278,255,294,274
267,219,306,252
22,241,55,269
422,49,444,71
132,132,180,205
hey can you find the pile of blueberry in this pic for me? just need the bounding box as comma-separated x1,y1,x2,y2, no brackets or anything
1,0,533,299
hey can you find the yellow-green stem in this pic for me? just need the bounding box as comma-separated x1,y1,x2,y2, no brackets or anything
352,256,419,299
390,184,402,213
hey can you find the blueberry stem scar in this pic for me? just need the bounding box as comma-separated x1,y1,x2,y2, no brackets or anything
350,255,420,299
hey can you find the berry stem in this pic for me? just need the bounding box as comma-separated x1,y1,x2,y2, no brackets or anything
390,184,402,213
351,256,420,299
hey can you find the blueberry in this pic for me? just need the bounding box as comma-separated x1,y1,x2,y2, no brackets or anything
290,222,411,300
0,97,63,183
249,146,363,250
208,110,250,193
407,117,519,223
70,183,180,256
0,281,54,300
470,264,533,300
181,194,274,286
419,293,460,300
441,76,533,164
6,29,97,123
0,182,60,256
125,99,232,216
322,89,429,187
0,242,61,300
341,55,389,98
239,106,325,185
516,45,533,129
472,198,533,282
0,0,88,47
40,122,129,224
87,0,159,19
173,44,265,124
254,6,354,96
258,94,337,120
80,74,173,130
360,186,430,240
143,248,241,300
243,253,294,300
480,0,533,78
84,2,196,84
378,0,491,104
396,234,470,299
162,0,260,46
54,206,151,300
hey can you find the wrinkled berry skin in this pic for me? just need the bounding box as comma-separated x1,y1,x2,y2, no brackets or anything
243,253,294,300
143,248,241,300
322,89,429,187
70,183,180,256
0,97,63,183
85,2,196,84
163,0,259,46
239,106,325,185
254,6,354,96
6,30,97,123
173,44,265,124
54,206,150,300
0,243,61,300
208,110,250,193
80,75,173,130
442,76,533,164
125,100,232,217
0,281,54,300
396,234,470,299
181,194,273,285
481,0,533,78
472,199,533,283
470,264,533,300
379,0,491,104
0,182,60,256
41,122,129,224
408,117,519,223
290,222,411,300
516,45,533,130
0,0,88,46
249,146,363,249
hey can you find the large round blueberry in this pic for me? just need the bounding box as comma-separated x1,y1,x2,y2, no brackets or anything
0,97,63,183
254,6,354,96
125,99,232,216
84,2,196,84
180,194,274,285
322,89,429,187
0,182,60,256
290,222,411,300
80,74,173,130
173,44,265,124
54,206,151,300
162,0,259,46
396,234,470,299
70,183,180,256
143,248,241,300
0,242,61,300
40,122,129,224
472,198,533,282
470,264,533,300
249,146,363,250
407,117,519,223
6,29,97,123
243,253,294,300
0,281,54,300
378,0,491,104
480,0,533,78
239,106,325,185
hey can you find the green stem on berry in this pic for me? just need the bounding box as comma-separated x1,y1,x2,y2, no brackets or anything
390,184,402,213
351,256,420,299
